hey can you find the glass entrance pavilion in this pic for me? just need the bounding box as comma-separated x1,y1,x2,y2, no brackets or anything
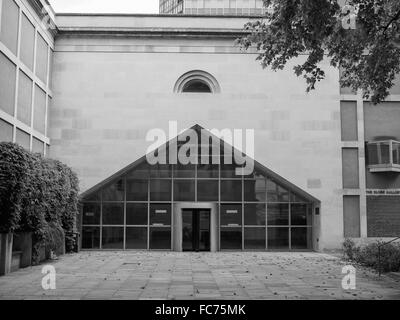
80,126,319,251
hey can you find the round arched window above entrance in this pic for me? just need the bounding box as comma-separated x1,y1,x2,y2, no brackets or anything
174,70,221,93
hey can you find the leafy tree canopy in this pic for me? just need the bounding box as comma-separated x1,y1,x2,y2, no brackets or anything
238,0,400,104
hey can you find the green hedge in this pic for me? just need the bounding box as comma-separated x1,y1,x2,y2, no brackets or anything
0,143,79,264
343,239,400,273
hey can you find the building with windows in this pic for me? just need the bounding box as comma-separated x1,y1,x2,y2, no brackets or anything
160,0,265,16
0,0,55,156
1,0,400,252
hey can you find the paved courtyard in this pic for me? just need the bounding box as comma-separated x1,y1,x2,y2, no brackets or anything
0,251,399,300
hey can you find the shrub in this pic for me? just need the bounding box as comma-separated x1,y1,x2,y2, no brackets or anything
0,142,79,264
343,239,400,273
0,143,35,233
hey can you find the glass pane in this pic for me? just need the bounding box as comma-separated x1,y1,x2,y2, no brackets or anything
174,163,195,178
102,203,124,225
244,228,266,250
221,180,242,202
150,204,171,226
291,204,311,226
197,180,219,202
220,204,242,226
220,228,242,250
291,228,312,250
244,180,266,202
182,211,193,251
243,168,267,179
102,179,124,201
393,141,400,165
127,162,150,179
126,203,148,225
267,180,289,202
82,227,100,249
244,204,266,226
368,142,390,165
150,164,171,178
83,191,101,202
150,227,171,249
82,203,100,225
198,155,219,178
268,228,289,249
126,227,147,249
290,192,307,203
150,180,171,201
267,204,289,226
126,179,148,201
174,180,195,202
102,227,124,249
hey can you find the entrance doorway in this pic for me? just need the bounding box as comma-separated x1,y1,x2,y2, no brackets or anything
182,209,211,252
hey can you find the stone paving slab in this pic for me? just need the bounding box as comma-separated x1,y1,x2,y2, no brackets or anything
0,251,399,300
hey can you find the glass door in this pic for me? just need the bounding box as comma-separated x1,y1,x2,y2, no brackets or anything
182,209,210,252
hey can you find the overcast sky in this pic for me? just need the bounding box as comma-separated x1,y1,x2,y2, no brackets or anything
49,0,159,14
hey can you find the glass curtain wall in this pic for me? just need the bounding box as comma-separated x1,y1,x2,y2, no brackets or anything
82,140,313,250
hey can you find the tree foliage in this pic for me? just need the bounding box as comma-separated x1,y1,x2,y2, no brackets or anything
0,142,80,263
238,0,400,104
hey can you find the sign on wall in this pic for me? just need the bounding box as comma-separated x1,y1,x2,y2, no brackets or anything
366,189,400,196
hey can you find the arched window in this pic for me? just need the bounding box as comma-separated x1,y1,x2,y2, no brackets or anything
174,70,220,93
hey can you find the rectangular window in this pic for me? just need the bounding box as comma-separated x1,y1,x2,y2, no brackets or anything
220,204,242,226
244,179,266,202
267,203,289,226
149,227,171,249
16,128,30,150
267,180,289,202
220,227,242,250
17,70,33,126
102,227,124,249
0,118,13,142
126,203,148,225
174,180,195,202
150,204,171,226
268,227,289,249
0,0,19,55
82,203,101,225
340,101,358,141
33,85,46,134
150,180,171,201
102,179,124,201
126,179,148,201
32,137,44,154
126,227,147,249
342,148,359,188
291,227,311,249
221,180,242,202
197,180,219,202
20,13,35,70
82,227,100,249
35,34,48,85
244,227,266,250
290,204,311,226
244,204,266,226
0,52,16,116
343,196,360,237
102,203,124,225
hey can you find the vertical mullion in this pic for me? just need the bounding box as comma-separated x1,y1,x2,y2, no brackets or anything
100,189,103,249
265,179,268,250
147,178,150,250
123,177,126,250
389,140,394,165
242,176,244,251
289,194,292,251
